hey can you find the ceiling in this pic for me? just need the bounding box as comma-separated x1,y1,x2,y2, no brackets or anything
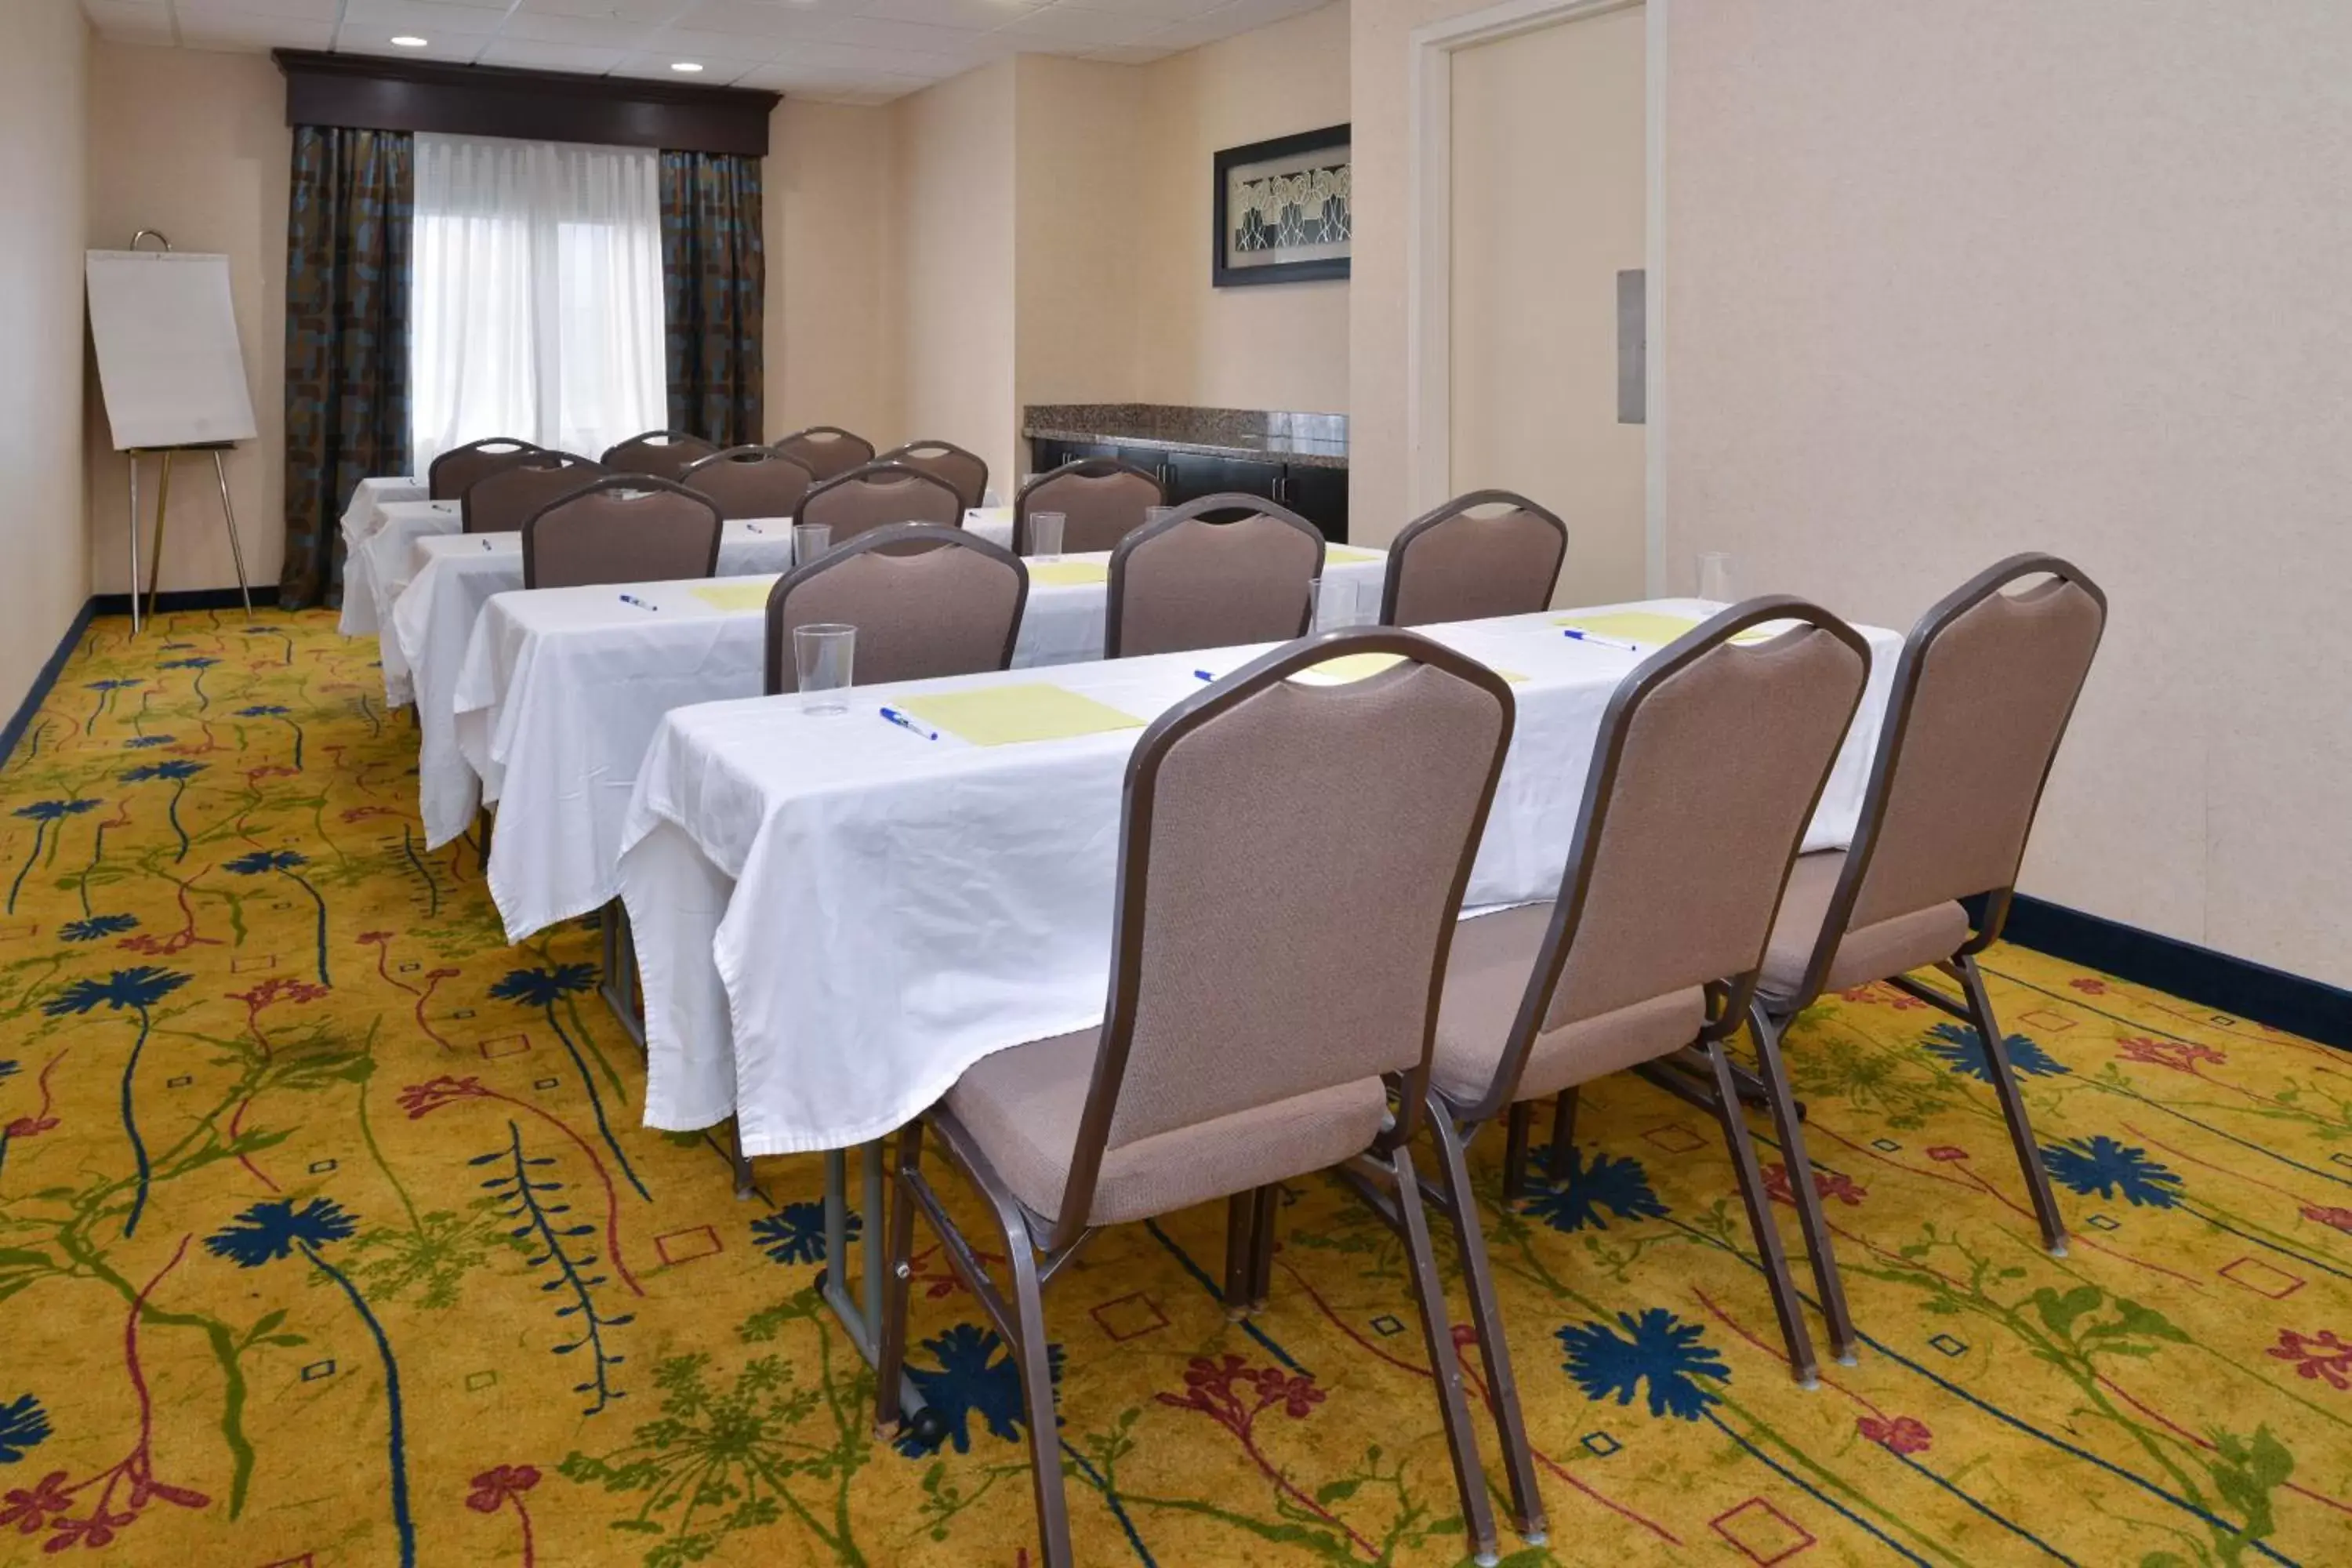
79,0,1330,104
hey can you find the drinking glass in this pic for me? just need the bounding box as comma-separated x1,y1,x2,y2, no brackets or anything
1697,551,1735,603
1315,575,1363,630
793,624,855,715
793,523,832,570
1029,511,1066,560
1144,506,1173,527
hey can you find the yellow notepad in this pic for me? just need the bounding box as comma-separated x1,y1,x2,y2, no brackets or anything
967,506,1013,529
687,579,778,613
899,684,1145,746
1323,546,1383,564
1286,653,1526,686
1555,611,1781,648
1027,560,1109,586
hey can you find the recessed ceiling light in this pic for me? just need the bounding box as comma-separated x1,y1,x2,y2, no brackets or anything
670,61,704,72
390,35,428,47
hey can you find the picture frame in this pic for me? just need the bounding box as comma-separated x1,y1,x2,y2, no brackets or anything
1212,123,1352,289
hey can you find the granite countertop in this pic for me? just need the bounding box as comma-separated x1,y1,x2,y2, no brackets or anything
1024,403,1349,470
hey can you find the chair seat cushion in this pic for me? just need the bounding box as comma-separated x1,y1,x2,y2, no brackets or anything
1432,902,1706,1106
944,1028,1388,1227
1761,851,1971,1001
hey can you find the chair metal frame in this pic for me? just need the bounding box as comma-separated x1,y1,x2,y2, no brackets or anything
1011,456,1165,556
759,522,1029,695
427,437,546,501
1377,488,1570,626
771,424,876,481
877,437,990,510
517,474,724,590
600,430,719,477
876,629,1519,1568
1102,492,1327,659
1746,553,2109,1367
797,461,966,543
680,444,815,520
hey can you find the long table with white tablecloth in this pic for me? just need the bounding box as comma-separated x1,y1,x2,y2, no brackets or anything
615,599,1903,1156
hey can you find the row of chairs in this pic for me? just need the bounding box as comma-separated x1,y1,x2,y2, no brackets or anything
426,430,990,509
858,557,2106,1566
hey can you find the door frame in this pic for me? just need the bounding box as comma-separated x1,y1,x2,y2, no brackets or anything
1407,0,1666,592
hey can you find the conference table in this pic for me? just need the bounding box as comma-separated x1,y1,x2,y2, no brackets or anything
447,544,1394,939
336,477,426,644
611,597,1903,1385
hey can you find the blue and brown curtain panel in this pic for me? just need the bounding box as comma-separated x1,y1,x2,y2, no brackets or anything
280,126,412,610
659,151,764,448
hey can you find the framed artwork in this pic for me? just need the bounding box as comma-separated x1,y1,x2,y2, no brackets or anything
1212,124,1351,288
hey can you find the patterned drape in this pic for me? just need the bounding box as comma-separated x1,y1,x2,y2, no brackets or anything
659,151,764,448
281,126,412,610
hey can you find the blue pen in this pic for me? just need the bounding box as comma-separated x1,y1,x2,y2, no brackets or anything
480,536,493,550
880,706,938,740
1193,669,1217,682
618,593,659,612
1561,627,1639,651
746,522,763,534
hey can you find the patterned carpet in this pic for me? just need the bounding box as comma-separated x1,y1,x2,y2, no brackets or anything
0,606,2346,1567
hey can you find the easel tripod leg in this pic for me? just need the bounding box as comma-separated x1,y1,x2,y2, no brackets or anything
126,454,143,637
213,450,252,614
145,452,175,627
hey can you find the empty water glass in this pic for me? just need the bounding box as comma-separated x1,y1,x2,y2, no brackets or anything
1144,506,1173,527
1029,511,1066,560
793,623,855,714
1316,575,1363,630
1697,551,1734,603
793,523,832,569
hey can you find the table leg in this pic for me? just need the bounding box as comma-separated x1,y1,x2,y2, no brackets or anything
816,1142,928,1419
597,899,646,1050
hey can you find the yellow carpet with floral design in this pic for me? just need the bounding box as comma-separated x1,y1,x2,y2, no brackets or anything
0,606,2346,1567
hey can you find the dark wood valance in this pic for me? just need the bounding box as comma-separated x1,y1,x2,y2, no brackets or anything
272,50,778,158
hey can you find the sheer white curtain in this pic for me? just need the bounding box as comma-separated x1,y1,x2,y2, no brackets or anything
408,133,667,476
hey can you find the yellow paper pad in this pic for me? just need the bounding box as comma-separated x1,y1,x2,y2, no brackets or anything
1555,611,1780,648
1323,546,1382,564
899,684,1145,746
1027,560,1109,586
687,580,778,613
1287,653,1526,687
967,506,1012,528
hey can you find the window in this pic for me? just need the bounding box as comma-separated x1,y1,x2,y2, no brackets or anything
408,133,667,475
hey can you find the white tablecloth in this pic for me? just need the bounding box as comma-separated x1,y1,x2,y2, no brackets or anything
336,477,426,639
398,523,808,848
458,546,1392,942
615,599,1904,1153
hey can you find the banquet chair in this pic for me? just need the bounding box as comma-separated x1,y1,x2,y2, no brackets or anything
878,437,989,509
773,424,875,481
1104,492,1324,658
1747,554,2107,1367
428,437,545,500
461,452,602,534
761,524,1026,694
1379,489,1570,626
682,445,815,521
520,474,724,590
797,462,964,545
876,628,1519,1568
1014,457,1163,556
1411,599,1871,1535
601,430,719,481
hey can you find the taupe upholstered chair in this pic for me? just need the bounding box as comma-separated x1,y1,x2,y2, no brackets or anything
876,629,1519,1568
520,474,724,590
1014,457,1163,556
600,430,719,480
681,445,815,521
797,461,964,545
1380,489,1570,626
428,437,545,501
760,524,1027,695
461,452,601,534
1104,493,1325,658
1748,554,2107,1367
878,438,989,509
1410,599,1870,1537
773,425,875,481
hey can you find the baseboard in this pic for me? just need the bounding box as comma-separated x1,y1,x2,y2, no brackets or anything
1988,892,2350,1051
89,587,264,616
0,599,100,771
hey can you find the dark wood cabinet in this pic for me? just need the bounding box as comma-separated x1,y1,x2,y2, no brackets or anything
1027,437,1348,545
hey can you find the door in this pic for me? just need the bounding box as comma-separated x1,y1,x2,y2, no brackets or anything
1449,4,1647,604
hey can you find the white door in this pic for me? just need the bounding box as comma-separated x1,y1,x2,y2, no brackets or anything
1449,4,1648,604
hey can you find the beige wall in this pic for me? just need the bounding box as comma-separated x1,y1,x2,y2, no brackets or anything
1660,0,2352,983
1013,55,1144,442
765,97,902,447
83,42,289,597
0,0,92,718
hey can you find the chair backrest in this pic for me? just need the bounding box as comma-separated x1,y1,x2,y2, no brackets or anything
1788,554,2107,1002
797,462,965,545
1015,459,1164,556
773,425,876,482
1459,598,1872,1121
520,475,724,590
682,445,815,521
761,524,1027,695
1104,493,1326,659
428,437,545,501
1380,488,1569,626
878,439,989,510
461,452,602,534
601,430,719,481
1047,630,1516,1245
